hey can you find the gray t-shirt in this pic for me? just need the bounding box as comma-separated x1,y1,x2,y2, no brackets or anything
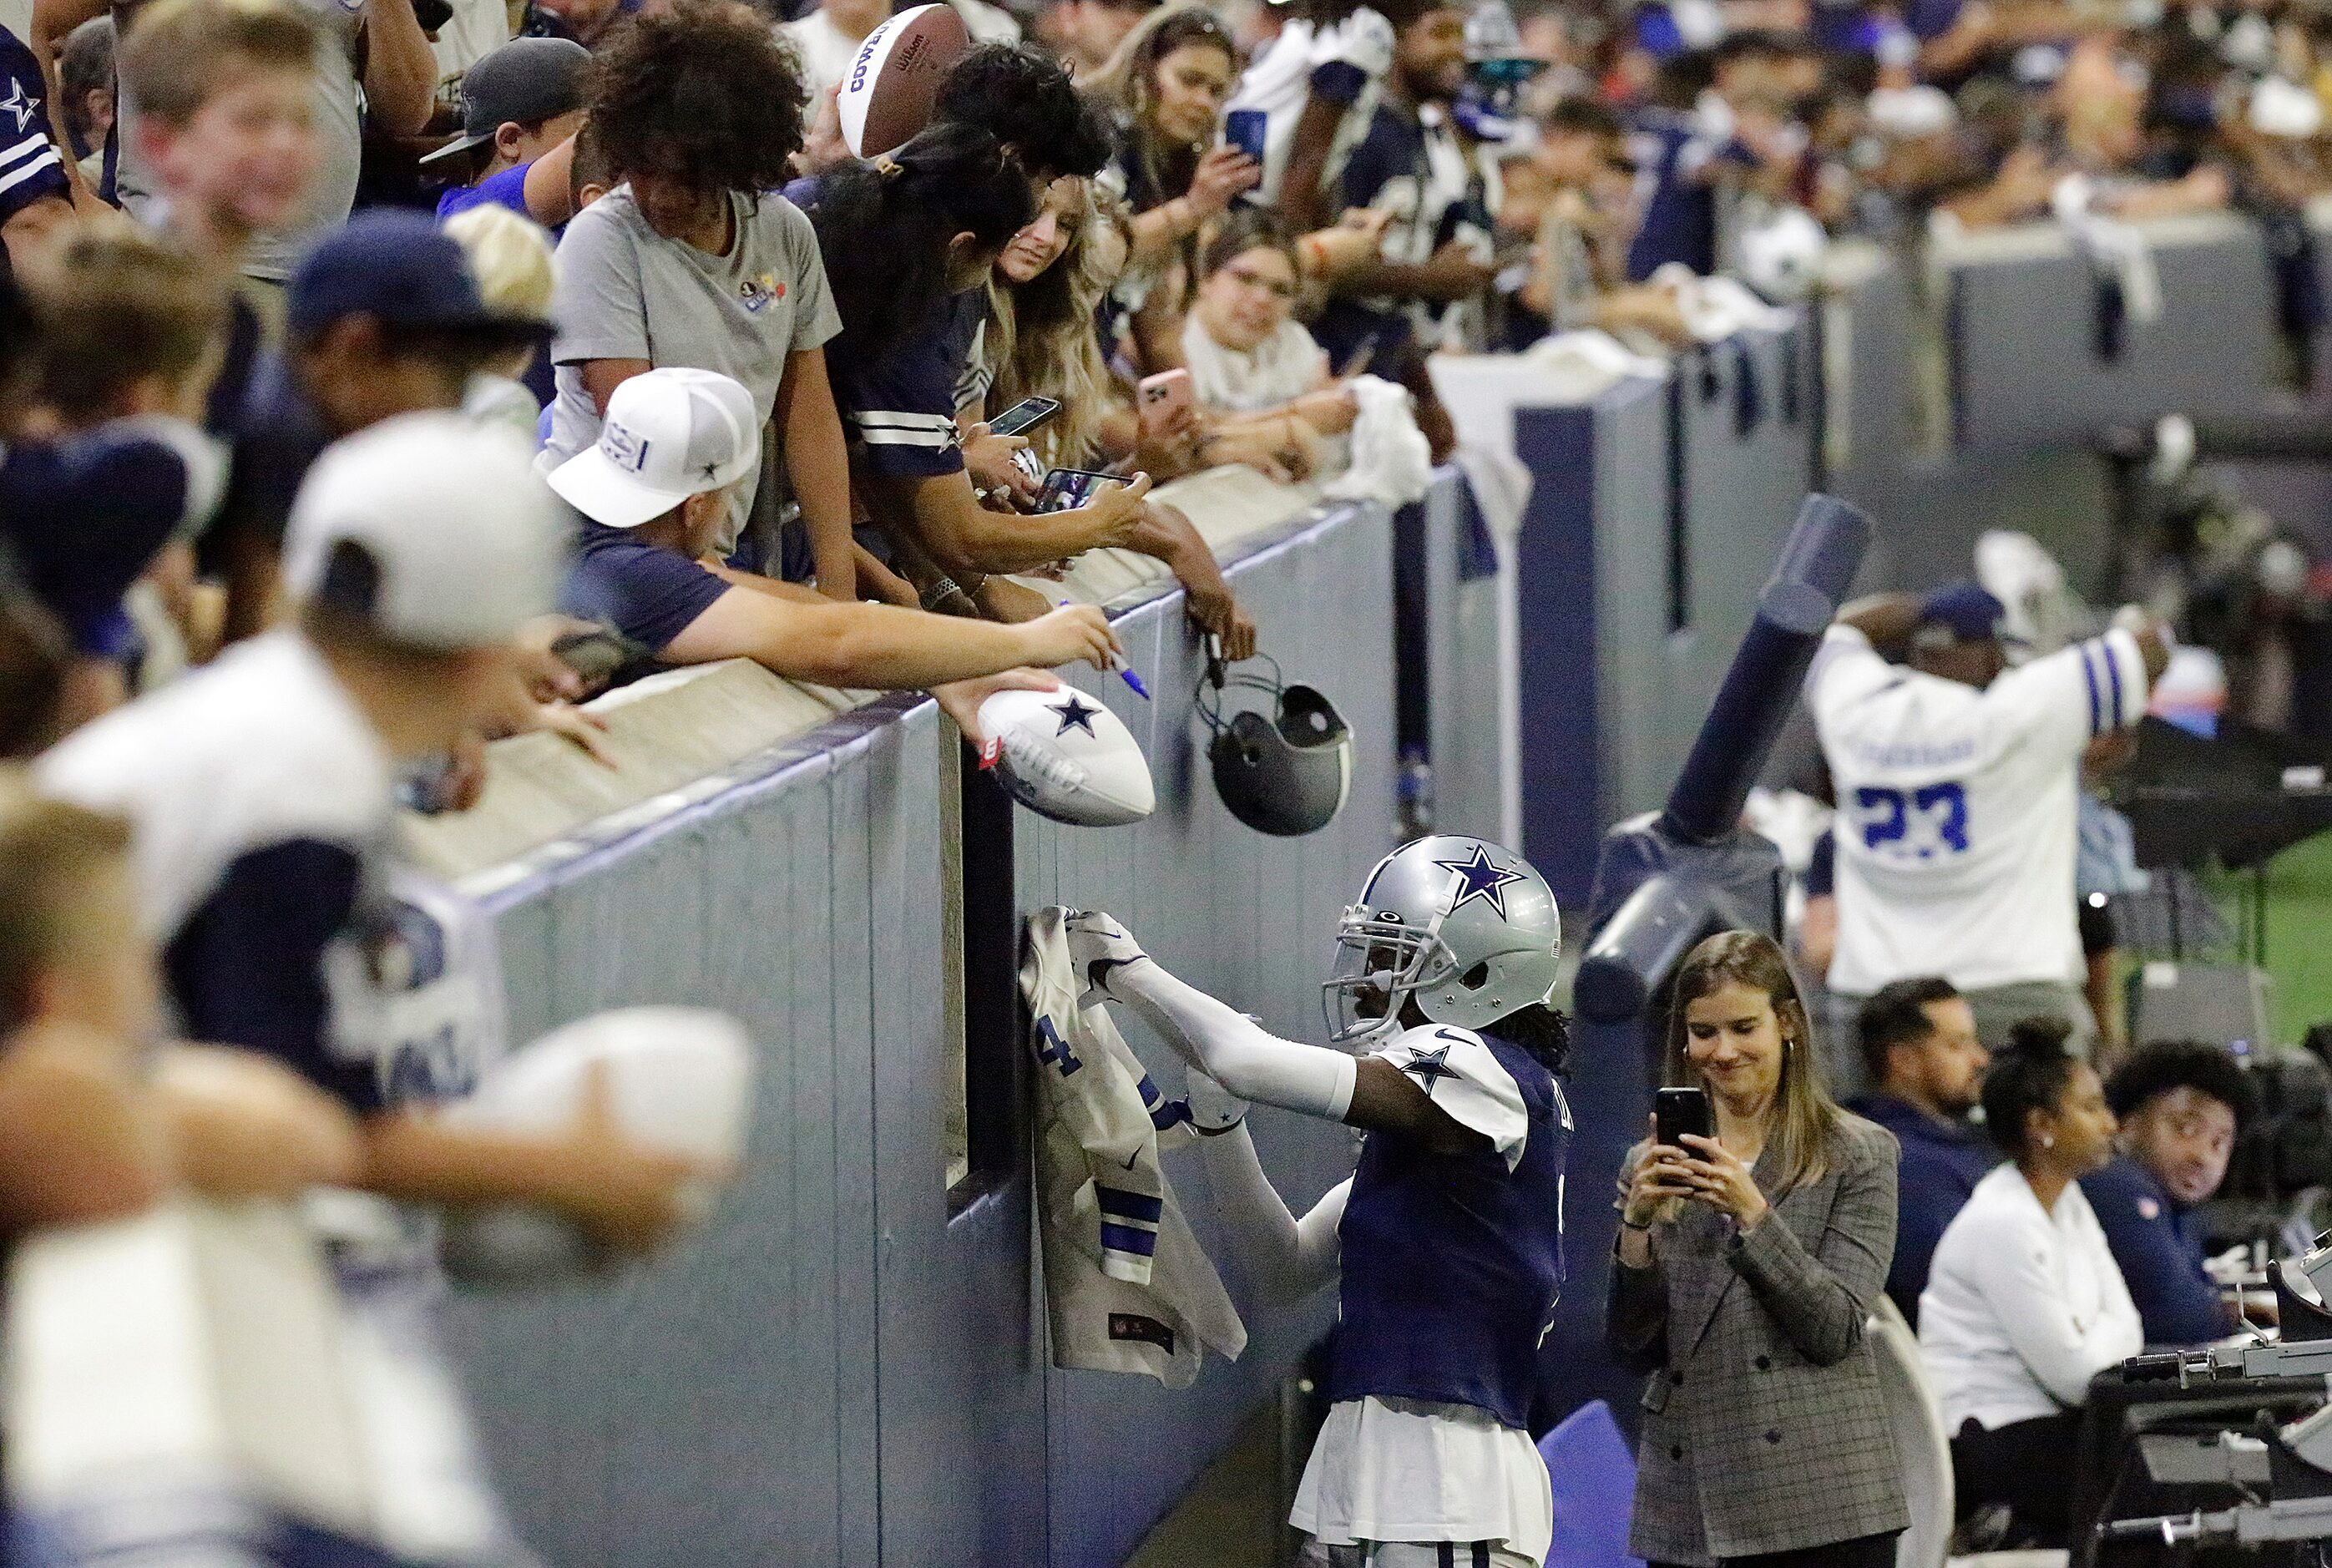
113,0,364,282
548,185,842,551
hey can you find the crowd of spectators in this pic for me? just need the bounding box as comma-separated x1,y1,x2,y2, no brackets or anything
0,0,2319,1555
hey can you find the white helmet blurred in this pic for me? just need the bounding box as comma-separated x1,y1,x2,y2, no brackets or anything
1738,205,1829,302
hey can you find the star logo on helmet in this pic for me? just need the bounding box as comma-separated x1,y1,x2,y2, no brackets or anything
1434,844,1525,919
1050,695,1101,737
1399,1044,1458,1095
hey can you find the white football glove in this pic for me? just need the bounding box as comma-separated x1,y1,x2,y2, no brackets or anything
1183,1068,1249,1134
1063,909,1151,1005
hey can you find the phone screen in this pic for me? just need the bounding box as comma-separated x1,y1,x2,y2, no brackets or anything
1037,468,1126,513
989,397,1061,439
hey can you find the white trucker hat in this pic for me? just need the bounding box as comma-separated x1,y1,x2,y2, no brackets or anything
548,367,760,529
284,412,564,649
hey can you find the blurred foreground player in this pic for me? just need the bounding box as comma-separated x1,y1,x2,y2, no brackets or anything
1067,833,1569,1568
39,415,706,1568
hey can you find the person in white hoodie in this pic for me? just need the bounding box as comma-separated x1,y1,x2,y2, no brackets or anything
1920,1016,2142,1549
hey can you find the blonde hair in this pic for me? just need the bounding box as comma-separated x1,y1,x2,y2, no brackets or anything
443,204,555,320
1662,928,1842,1197
121,0,316,129
984,180,1126,468
0,773,133,1033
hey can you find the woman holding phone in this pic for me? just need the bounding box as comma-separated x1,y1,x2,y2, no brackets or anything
1608,930,1909,1568
974,174,1261,658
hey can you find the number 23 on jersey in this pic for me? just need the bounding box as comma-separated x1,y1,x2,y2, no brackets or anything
1854,781,1969,860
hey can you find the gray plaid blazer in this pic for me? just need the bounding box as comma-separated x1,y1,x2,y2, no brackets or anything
1605,1113,1908,1565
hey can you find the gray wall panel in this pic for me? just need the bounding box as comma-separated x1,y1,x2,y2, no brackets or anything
1952,225,2279,451
446,755,886,1568
1416,469,1516,844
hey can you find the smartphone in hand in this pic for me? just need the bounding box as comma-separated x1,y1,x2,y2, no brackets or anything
1036,468,1128,513
1136,368,1192,439
1654,1085,1713,1151
988,395,1061,439
1224,108,1267,164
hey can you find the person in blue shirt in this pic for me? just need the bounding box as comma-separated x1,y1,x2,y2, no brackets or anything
1844,975,1996,1326
425,36,587,228
1624,31,1814,281
2082,1041,2254,1346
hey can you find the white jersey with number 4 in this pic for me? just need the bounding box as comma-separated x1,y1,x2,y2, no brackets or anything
1809,625,2150,996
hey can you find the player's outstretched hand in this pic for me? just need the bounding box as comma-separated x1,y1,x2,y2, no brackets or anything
1183,1069,1248,1135
1063,910,1151,1005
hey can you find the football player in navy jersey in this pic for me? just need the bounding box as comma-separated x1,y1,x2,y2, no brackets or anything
1066,833,1570,1568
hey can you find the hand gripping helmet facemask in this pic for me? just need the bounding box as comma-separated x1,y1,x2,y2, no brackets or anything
1323,835,1562,1044
1196,649,1352,837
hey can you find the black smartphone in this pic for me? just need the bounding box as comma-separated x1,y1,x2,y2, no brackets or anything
1036,468,1126,514
988,396,1061,440
1655,1085,1713,1151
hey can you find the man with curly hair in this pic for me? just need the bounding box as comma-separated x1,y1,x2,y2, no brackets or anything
547,0,861,600
2081,1039,2259,1345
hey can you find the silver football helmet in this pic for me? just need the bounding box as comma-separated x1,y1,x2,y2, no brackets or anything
1323,835,1563,1044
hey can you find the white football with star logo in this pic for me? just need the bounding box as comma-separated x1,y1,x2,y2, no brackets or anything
978,687,1155,827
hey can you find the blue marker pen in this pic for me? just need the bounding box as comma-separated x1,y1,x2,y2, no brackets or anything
1062,601,1151,699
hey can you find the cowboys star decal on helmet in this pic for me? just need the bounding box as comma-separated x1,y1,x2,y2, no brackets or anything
1434,845,1526,919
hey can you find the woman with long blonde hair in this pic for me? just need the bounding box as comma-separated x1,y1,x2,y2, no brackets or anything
1607,929,1909,1568
974,175,1260,658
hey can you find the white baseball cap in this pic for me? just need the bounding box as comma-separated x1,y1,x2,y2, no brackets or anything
548,368,759,529
284,412,564,649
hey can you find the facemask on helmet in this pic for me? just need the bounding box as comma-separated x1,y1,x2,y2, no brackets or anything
1196,648,1353,837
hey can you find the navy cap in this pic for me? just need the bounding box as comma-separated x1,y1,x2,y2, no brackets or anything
1917,580,2007,644
419,37,590,167
287,211,552,343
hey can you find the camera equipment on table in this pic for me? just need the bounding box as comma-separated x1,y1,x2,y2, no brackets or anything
2089,1238,2332,1557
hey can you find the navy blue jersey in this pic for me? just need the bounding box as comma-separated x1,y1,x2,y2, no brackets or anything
823,287,982,479
1326,1027,1569,1429
0,27,68,232
2082,1155,2231,1347
1624,109,1744,281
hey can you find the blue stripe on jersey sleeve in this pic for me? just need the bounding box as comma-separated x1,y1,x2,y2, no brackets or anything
1095,1186,1164,1225
2080,643,2102,736
2103,637,2125,726
1100,1222,1160,1257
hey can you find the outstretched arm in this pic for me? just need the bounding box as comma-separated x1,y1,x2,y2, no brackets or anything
1070,913,1487,1153
1194,1107,1346,1307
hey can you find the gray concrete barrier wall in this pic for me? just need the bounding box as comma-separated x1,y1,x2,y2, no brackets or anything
1407,468,1517,845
